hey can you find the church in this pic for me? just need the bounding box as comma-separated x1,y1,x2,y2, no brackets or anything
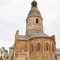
13,0,56,60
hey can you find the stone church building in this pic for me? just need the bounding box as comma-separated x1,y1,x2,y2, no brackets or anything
13,0,56,60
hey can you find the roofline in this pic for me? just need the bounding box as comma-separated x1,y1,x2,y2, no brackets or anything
55,54,60,56
26,16,43,21
16,36,54,41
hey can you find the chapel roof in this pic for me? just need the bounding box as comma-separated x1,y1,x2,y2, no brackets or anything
18,32,50,40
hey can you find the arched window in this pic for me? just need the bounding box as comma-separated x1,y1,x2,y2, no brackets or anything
33,3,35,7
52,44,54,52
44,46,45,52
31,44,34,51
36,19,39,23
46,43,49,52
25,44,27,51
37,43,40,51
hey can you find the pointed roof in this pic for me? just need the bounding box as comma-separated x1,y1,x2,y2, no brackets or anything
27,0,42,19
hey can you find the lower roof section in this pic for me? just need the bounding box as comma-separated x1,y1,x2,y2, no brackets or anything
17,32,51,40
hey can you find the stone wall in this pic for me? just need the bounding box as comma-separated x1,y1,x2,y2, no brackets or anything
14,37,55,60
26,17,43,37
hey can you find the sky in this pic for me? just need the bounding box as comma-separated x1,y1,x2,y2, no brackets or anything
0,0,60,51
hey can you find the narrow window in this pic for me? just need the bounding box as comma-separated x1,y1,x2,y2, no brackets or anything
55,56,57,60
46,43,49,52
37,43,40,51
33,4,35,7
36,19,39,23
31,44,34,51
44,46,45,52
1,52,2,54
52,44,54,52
1,56,2,58
4,56,5,58
25,45,27,51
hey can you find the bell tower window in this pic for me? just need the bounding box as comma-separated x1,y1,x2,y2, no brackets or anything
36,19,39,23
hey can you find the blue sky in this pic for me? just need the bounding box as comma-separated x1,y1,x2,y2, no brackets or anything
0,0,60,50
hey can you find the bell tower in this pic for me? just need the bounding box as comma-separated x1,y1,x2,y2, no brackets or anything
26,0,43,37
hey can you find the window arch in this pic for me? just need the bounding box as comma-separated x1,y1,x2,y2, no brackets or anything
25,44,27,51
37,43,41,51
52,44,54,52
46,43,49,52
33,3,35,7
31,44,34,51
44,46,45,52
